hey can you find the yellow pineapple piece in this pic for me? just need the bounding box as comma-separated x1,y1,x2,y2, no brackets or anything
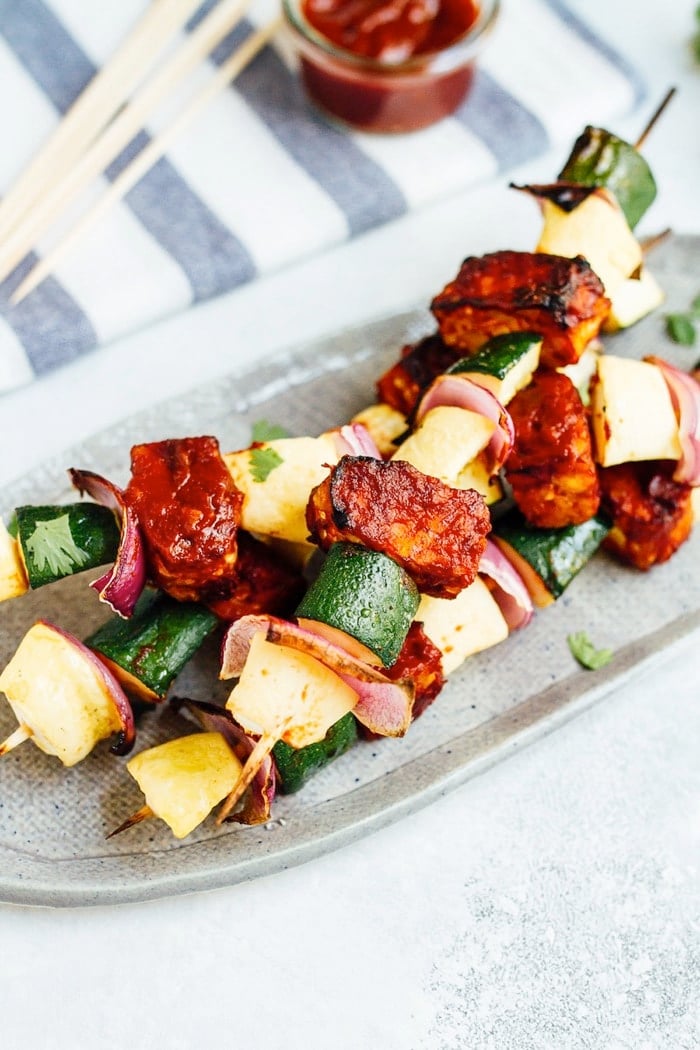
226,631,358,749
127,732,243,839
0,621,121,766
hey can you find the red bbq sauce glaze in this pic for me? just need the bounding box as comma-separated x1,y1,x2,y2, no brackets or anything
303,0,480,62
125,436,243,603
293,0,484,132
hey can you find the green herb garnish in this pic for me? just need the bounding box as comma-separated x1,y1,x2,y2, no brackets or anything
665,290,700,346
251,419,291,442
249,446,284,483
567,631,614,671
23,514,90,577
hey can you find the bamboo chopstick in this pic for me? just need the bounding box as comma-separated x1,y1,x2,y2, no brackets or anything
0,0,254,286
0,0,205,244
10,15,282,307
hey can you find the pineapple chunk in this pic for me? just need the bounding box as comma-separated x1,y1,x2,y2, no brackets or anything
604,266,665,332
127,732,243,839
558,341,602,404
227,631,358,749
351,403,408,457
416,578,508,675
392,406,495,485
0,621,121,766
591,355,682,466
0,519,28,601
224,433,340,544
692,486,700,523
453,453,503,505
537,189,642,296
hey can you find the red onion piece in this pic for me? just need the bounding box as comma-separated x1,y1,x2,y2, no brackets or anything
331,423,382,459
172,697,275,825
39,619,135,755
415,375,515,475
69,468,147,617
479,540,534,630
645,356,700,485
220,615,414,738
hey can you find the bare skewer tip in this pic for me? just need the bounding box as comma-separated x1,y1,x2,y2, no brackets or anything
634,86,677,150
0,724,32,757
106,803,154,840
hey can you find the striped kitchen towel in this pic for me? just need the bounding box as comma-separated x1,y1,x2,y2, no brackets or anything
0,0,643,393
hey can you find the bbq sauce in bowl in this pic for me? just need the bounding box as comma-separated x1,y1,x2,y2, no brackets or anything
283,0,499,133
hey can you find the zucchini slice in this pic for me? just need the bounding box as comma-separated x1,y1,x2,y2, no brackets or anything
15,503,120,589
86,593,219,703
447,332,542,404
493,513,611,605
295,542,420,667
272,711,358,794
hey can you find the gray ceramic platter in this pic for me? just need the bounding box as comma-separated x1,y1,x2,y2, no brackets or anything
1,235,699,908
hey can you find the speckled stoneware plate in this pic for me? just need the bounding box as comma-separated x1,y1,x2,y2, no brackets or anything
1,235,699,908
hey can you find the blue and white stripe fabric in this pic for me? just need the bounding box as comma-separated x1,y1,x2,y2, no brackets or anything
0,0,644,392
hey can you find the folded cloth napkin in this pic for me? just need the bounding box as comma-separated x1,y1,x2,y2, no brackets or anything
0,0,643,393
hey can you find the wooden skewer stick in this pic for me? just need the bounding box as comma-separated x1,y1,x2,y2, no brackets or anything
10,15,282,307
216,719,291,826
106,804,155,840
0,0,205,243
0,0,254,285
634,86,677,150
640,227,672,255
0,724,32,756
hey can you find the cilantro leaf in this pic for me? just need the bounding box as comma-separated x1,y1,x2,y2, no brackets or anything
249,446,284,483
567,631,613,671
251,419,291,442
23,514,90,577
666,313,697,346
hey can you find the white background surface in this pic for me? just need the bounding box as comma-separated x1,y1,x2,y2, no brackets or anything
1,2,699,1047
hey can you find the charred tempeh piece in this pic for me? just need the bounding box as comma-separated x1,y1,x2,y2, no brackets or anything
504,370,600,528
306,455,491,598
430,250,610,368
376,333,464,416
598,460,694,570
124,436,243,603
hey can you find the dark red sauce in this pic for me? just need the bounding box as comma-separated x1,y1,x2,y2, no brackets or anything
302,0,481,62
292,0,485,132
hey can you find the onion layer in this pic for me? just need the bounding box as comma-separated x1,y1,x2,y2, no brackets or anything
479,540,534,630
172,697,275,825
331,423,382,459
221,615,414,738
416,375,515,475
69,468,147,617
645,356,700,486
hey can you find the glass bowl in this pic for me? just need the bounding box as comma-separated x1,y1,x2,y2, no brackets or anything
282,0,500,134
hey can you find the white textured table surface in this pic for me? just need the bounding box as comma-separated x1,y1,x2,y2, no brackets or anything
1,2,699,1048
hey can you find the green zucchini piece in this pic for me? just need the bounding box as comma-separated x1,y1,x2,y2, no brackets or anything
15,503,120,589
448,332,542,403
272,712,358,794
558,126,656,230
295,542,419,667
493,512,611,603
86,593,219,702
